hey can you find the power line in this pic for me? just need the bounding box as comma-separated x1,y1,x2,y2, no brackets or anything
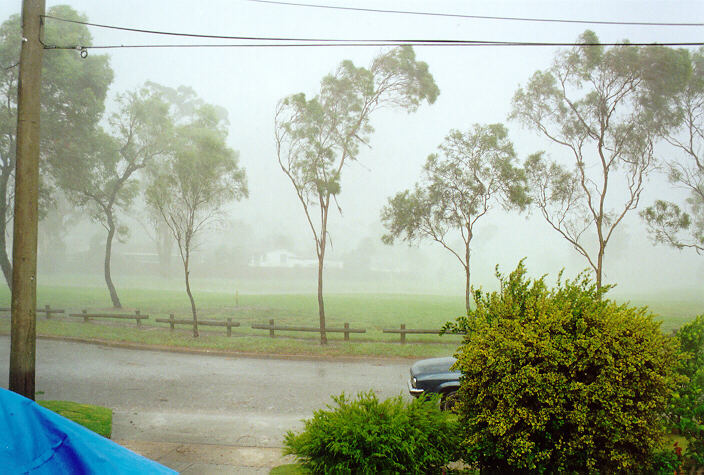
245,0,704,27
41,41,704,52
39,16,704,51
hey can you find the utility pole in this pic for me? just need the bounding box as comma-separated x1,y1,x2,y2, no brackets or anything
9,0,45,400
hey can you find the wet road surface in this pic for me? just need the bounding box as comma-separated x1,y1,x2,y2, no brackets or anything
0,336,414,447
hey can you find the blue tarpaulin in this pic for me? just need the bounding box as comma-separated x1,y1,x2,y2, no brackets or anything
0,388,176,474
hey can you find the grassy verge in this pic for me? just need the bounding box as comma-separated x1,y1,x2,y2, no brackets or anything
37,400,112,438
0,318,463,359
0,284,701,358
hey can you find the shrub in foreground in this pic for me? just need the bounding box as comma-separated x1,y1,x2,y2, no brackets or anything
671,314,704,468
444,262,681,473
283,391,459,474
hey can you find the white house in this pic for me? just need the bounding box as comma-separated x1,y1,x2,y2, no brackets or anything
249,249,343,269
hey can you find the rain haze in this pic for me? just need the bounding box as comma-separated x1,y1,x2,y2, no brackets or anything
1,0,703,300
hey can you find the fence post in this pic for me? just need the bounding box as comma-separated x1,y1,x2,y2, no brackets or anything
344,322,350,342
269,319,275,338
169,314,175,331
82,309,89,323
400,323,406,345
44,304,51,319
135,310,141,328
227,318,233,337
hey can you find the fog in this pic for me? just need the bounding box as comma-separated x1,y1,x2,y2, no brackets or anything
3,0,704,299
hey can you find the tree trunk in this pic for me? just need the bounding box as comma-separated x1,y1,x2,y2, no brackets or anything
0,177,12,290
317,250,327,345
0,227,12,291
104,217,122,308
464,228,474,314
157,221,172,277
184,257,198,337
464,238,471,313
465,267,471,313
596,242,604,291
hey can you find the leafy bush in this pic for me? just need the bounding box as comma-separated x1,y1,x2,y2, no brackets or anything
283,391,459,474
444,262,681,473
671,314,704,468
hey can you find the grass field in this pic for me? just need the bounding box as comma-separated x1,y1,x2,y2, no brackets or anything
0,280,702,358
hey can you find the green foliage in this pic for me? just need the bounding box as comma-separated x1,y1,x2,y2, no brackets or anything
0,6,113,287
381,123,528,310
269,464,310,474
446,261,682,473
50,82,174,307
146,89,247,331
276,46,438,343
641,47,704,255
284,391,459,474
670,314,704,467
38,400,112,438
511,32,688,288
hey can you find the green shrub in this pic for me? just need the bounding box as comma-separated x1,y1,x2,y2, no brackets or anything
283,391,459,474
444,262,681,473
671,314,704,468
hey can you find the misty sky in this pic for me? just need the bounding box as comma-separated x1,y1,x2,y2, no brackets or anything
2,0,703,296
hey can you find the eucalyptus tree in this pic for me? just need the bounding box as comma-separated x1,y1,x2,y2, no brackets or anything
511,31,682,289
381,123,529,311
275,46,439,344
641,48,704,255
147,103,247,338
0,6,112,289
52,84,172,308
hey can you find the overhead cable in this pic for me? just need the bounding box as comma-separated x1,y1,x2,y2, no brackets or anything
41,41,704,52
245,0,704,27
39,16,704,51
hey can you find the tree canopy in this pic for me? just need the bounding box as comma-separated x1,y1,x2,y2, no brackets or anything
641,47,704,255
275,45,439,344
147,98,247,337
381,123,528,311
51,84,173,307
511,31,686,289
0,5,112,289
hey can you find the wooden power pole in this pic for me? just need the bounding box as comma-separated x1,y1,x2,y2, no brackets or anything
9,0,45,400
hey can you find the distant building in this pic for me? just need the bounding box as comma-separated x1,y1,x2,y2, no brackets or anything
249,249,343,269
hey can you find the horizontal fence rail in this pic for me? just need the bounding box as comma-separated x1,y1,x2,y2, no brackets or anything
69,309,149,327
156,314,240,336
383,324,443,344
251,319,365,341
0,305,65,318
1,303,466,344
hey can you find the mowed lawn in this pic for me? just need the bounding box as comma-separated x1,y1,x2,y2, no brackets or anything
0,281,701,358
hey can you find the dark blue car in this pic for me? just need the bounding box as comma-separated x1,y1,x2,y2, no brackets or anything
408,356,461,410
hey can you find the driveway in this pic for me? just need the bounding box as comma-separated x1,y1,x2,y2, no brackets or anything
0,336,413,447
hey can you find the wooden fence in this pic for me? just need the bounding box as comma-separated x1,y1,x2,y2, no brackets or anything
0,305,64,318
1,304,458,344
383,324,444,344
155,314,240,336
69,309,149,327
251,319,365,341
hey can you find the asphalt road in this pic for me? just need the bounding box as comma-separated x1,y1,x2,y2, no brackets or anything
0,337,414,447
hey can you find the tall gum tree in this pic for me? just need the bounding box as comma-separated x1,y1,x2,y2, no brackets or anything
275,46,439,344
52,84,172,308
381,123,529,312
510,31,679,289
0,6,112,289
147,102,247,338
641,47,703,254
